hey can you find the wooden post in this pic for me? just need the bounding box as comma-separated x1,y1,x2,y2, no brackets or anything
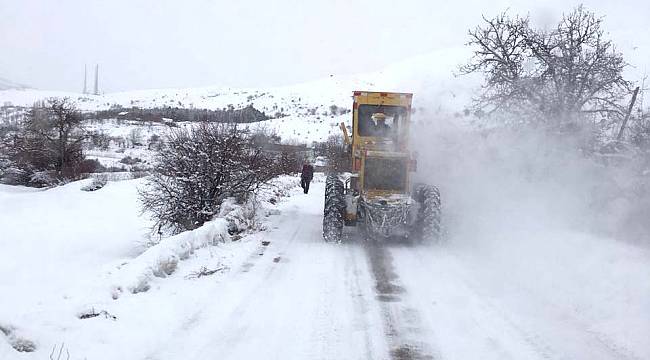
617,86,640,140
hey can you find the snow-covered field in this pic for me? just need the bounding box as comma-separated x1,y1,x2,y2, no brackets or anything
0,174,306,359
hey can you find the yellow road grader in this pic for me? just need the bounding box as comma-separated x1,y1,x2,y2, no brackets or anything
323,91,441,242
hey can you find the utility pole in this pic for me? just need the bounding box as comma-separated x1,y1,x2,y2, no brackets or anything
93,64,99,95
616,87,640,141
82,65,87,94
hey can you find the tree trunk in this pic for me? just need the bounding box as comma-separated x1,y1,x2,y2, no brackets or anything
617,87,640,141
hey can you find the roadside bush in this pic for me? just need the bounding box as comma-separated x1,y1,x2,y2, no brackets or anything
81,174,108,192
278,151,302,174
140,123,280,234
314,134,349,173
120,156,142,165
78,158,105,173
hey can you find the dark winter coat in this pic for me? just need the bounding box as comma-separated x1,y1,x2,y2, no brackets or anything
301,164,314,181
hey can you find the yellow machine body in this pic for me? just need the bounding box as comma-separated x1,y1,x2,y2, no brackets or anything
348,91,414,200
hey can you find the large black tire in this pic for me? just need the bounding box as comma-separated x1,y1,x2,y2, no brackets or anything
413,184,442,242
323,175,345,242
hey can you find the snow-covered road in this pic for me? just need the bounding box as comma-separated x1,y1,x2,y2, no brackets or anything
144,182,646,360
145,182,388,359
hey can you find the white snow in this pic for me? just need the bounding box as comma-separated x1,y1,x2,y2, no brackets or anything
0,178,147,357
0,174,308,359
110,218,231,296
1,47,649,360
1,167,648,359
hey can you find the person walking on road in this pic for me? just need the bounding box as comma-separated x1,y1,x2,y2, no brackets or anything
301,163,314,194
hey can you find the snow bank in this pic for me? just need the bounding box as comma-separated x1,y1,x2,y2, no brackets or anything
110,218,231,296
0,171,303,359
110,173,303,296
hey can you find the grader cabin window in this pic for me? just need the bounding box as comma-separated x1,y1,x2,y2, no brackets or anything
357,104,406,138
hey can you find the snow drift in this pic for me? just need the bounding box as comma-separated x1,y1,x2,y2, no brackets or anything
110,218,231,296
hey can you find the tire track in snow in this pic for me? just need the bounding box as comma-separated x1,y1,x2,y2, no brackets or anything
340,243,378,360
142,218,304,360
192,223,304,360
363,242,439,360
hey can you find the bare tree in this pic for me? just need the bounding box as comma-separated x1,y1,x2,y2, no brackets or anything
140,123,280,234
26,98,85,176
630,109,650,149
1,98,86,185
278,151,303,174
461,6,631,128
128,128,143,147
314,134,348,173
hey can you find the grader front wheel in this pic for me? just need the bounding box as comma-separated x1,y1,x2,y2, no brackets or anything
323,175,345,242
413,184,442,242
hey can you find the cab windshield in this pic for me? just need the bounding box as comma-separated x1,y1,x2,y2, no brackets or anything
357,105,407,138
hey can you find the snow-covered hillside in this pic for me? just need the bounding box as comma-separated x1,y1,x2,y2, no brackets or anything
0,77,28,91
0,48,477,143
3,44,646,145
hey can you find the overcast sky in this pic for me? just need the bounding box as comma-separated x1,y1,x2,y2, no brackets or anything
1,0,648,92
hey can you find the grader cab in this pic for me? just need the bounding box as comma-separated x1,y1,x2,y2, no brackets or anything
323,91,441,242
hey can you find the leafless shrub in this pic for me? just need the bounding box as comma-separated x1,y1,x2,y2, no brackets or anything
119,155,142,165
139,123,280,234
81,174,108,191
314,134,349,173
78,308,117,320
278,151,302,174
630,110,650,150
130,170,150,179
0,324,36,353
79,158,105,173
89,131,110,150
